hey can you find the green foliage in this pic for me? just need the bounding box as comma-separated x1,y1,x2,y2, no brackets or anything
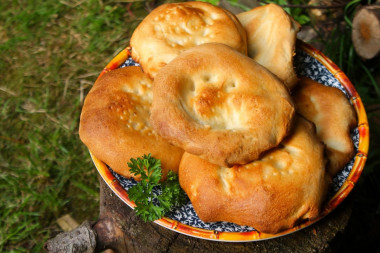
261,0,310,24
127,154,187,222
198,0,250,11
198,0,220,5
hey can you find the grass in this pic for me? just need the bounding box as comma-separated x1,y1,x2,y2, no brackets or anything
0,0,148,251
1,0,379,252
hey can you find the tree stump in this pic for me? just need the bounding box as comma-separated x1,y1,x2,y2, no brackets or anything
45,176,352,253
352,4,380,60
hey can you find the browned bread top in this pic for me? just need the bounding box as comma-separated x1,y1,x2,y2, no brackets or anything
130,1,247,78
150,43,295,167
179,117,329,234
79,67,183,180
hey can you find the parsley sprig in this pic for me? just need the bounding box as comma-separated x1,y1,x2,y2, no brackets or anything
127,154,187,222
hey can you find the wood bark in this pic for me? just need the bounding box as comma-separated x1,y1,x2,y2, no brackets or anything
352,5,380,60
44,221,96,253
46,176,352,253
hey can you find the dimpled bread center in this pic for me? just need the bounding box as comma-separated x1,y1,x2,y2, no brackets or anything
119,79,155,136
153,5,217,48
180,73,272,130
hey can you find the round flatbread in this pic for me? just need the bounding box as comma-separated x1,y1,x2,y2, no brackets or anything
79,67,184,180
179,117,330,234
130,1,247,78
150,43,295,167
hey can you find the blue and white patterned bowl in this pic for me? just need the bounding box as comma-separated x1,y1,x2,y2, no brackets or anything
91,41,369,241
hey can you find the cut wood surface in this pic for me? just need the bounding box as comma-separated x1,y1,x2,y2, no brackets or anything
352,5,380,60
56,214,80,232
45,177,352,253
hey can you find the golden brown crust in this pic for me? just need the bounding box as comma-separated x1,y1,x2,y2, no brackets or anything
293,77,357,176
130,1,247,78
150,43,295,167
179,117,329,234
79,67,184,180
237,4,301,90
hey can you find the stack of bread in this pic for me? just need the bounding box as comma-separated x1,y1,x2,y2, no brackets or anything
79,2,357,234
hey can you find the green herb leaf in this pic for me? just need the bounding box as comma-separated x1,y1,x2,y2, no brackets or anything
162,171,188,208
127,154,187,222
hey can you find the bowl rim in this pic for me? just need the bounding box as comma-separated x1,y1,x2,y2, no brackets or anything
89,40,369,242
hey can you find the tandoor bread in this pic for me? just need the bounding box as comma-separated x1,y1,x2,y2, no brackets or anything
237,4,300,90
79,67,184,180
150,43,295,167
179,117,330,234
293,77,357,176
130,1,247,78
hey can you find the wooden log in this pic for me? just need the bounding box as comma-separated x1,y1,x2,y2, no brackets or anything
44,221,96,253
45,176,352,252
352,5,380,60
